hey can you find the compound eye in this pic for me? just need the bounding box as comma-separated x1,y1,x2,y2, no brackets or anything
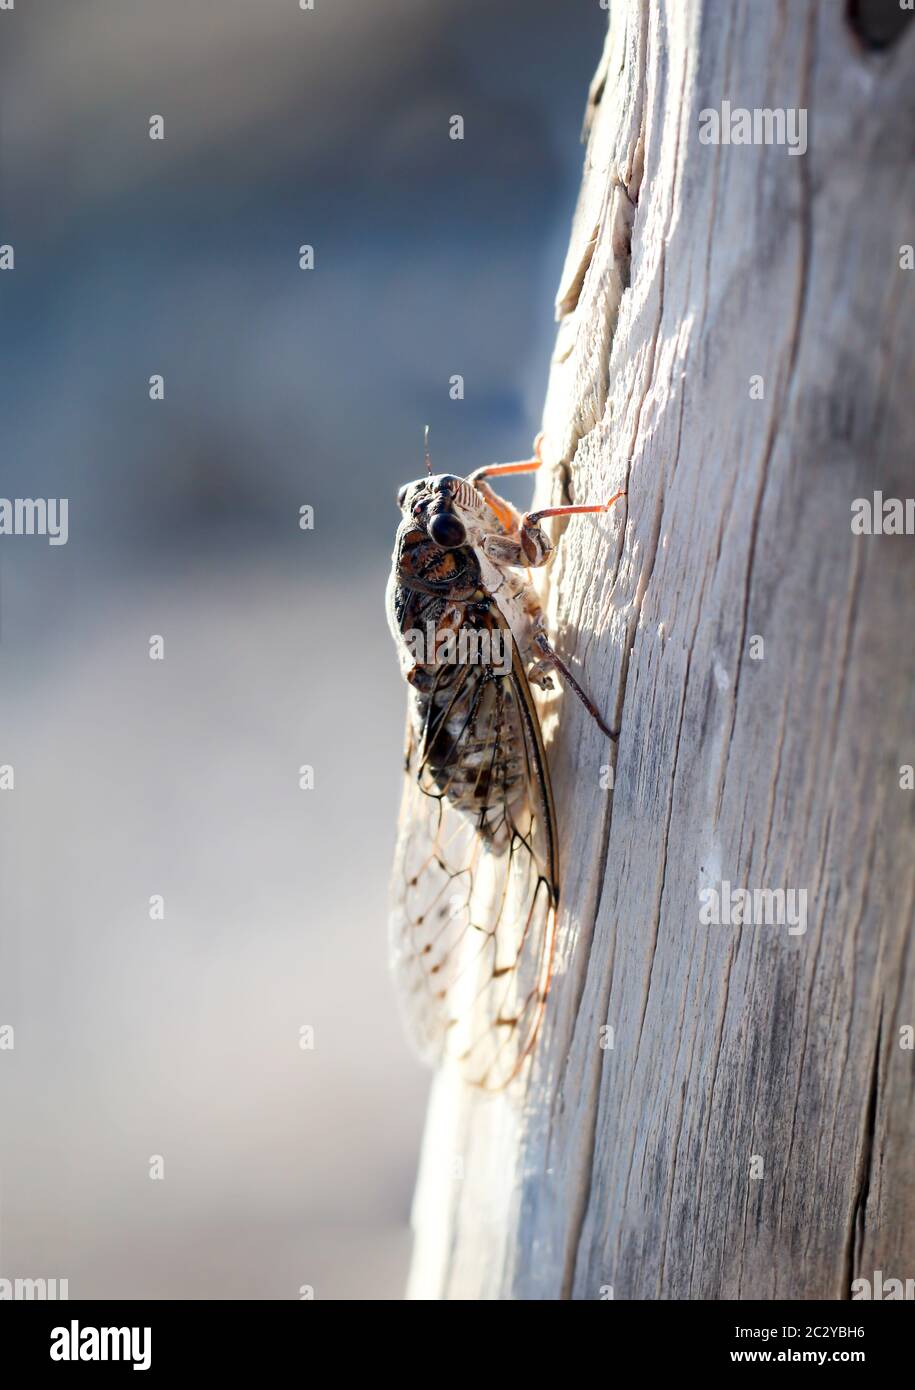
396,484,409,509
428,511,467,549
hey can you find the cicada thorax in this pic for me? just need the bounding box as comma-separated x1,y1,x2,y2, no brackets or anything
392,529,530,851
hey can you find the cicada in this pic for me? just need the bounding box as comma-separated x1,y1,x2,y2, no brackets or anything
387,430,624,1090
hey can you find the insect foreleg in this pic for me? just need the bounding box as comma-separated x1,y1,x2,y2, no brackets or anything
472,479,521,534
518,489,626,566
470,432,545,532
468,431,545,485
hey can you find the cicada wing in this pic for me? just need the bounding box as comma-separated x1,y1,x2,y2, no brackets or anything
388,640,558,1090
387,758,483,1067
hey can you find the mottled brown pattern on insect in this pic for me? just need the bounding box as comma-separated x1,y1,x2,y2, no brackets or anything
387,433,624,1090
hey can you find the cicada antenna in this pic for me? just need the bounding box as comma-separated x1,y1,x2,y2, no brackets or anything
424,425,432,476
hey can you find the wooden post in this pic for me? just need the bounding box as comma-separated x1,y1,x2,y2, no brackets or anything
407,0,915,1300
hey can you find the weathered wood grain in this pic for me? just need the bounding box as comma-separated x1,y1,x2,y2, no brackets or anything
408,0,915,1300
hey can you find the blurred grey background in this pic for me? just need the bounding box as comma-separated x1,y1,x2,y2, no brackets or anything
0,0,605,1298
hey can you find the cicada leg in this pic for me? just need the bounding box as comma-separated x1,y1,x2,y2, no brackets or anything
523,483,626,739
469,431,545,485
530,630,619,740
518,488,626,565
469,433,544,533
473,437,625,738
